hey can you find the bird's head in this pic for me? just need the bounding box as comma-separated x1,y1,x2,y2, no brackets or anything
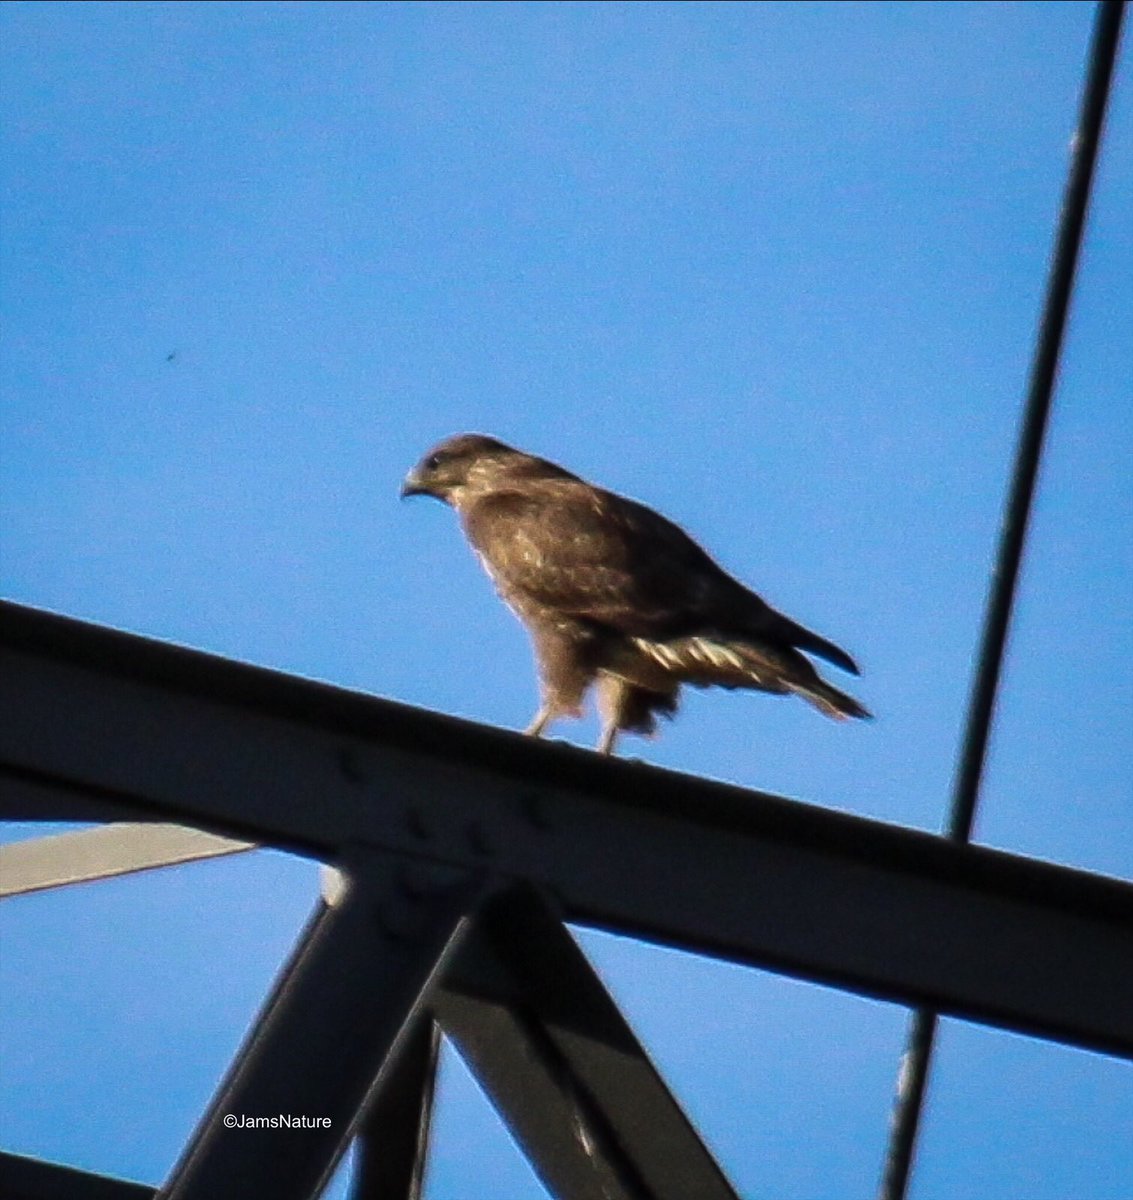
401,433,569,506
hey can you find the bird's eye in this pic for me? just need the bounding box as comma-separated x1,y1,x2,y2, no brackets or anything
425,453,442,470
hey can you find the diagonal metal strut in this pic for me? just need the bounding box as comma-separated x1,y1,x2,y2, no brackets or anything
436,884,740,1200
158,851,488,1200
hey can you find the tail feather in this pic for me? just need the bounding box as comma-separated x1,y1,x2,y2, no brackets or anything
780,620,860,676
731,638,871,720
788,677,872,721
630,634,871,722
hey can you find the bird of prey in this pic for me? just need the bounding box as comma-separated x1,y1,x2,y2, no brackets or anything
402,434,869,755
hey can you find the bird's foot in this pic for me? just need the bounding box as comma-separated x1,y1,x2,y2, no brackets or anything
525,708,551,738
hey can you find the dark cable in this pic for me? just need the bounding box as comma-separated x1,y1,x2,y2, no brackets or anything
877,4,1127,1198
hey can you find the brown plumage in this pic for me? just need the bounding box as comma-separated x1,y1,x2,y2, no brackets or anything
402,434,870,755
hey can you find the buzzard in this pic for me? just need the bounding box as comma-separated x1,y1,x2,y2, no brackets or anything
402,434,869,755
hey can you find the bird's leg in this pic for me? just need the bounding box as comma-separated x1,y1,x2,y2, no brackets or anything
596,723,619,756
525,706,552,738
594,674,628,756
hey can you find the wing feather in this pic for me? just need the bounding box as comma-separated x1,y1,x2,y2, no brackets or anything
462,480,754,637
461,476,859,676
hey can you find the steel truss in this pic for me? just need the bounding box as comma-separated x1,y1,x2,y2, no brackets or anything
1,599,1131,1199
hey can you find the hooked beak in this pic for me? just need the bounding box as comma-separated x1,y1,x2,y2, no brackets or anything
400,468,428,500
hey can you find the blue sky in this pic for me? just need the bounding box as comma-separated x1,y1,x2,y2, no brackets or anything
1,2,1130,1197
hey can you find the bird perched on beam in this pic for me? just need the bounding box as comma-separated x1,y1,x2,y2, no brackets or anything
402,434,869,755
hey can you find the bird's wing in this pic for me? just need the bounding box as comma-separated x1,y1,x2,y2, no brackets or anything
462,480,769,637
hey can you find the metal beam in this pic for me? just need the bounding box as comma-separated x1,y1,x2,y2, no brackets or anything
159,851,487,1200
0,1152,155,1200
0,824,253,898
0,767,140,824
3,601,1132,1058
349,1018,441,1200
435,885,740,1200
